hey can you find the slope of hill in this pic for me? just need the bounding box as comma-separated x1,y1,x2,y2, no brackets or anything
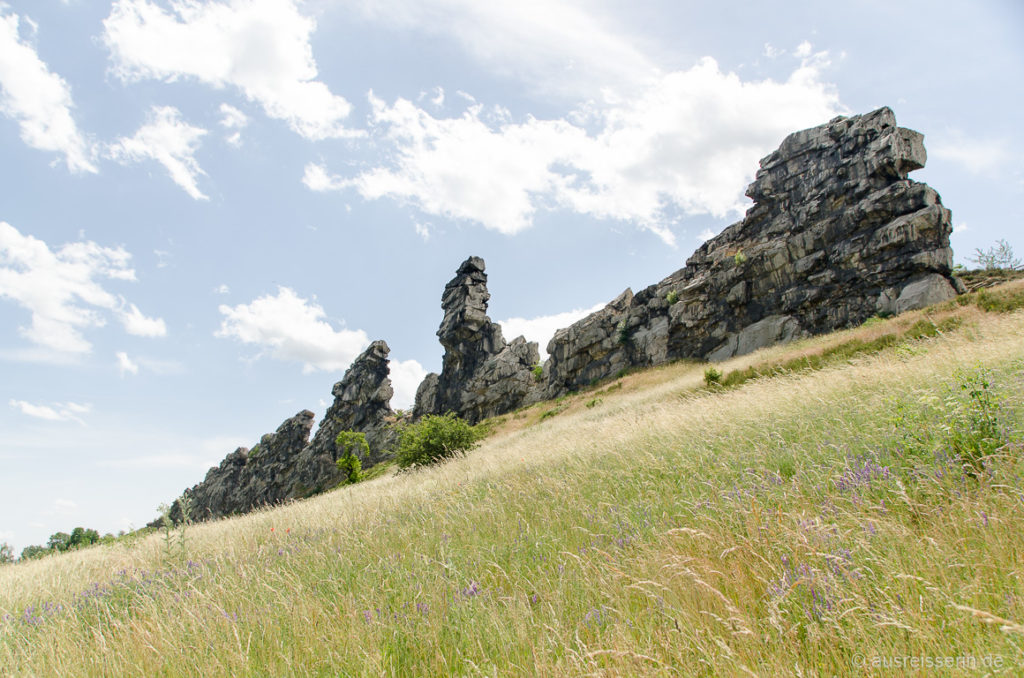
2,282,1022,676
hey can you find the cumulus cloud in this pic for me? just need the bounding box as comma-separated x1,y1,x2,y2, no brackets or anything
500,302,605,356
389,358,427,410
103,0,357,140
312,54,841,244
216,286,369,373
0,8,96,172
10,399,90,424
116,351,139,376
0,221,165,355
107,105,209,200
302,162,345,192
347,0,655,97
219,102,247,146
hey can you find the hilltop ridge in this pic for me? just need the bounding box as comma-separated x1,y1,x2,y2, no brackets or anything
158,107,961,524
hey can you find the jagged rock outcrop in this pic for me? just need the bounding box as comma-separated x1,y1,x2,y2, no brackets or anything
414,256,540,423
288,340,399,498
154,106,962,527
163,410,314,524
160,341,400,524
544,107,960,395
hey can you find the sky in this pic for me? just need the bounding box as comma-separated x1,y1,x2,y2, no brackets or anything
1,0,1022,555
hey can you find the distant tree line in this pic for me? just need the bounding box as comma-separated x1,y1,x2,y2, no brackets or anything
1,527,123,564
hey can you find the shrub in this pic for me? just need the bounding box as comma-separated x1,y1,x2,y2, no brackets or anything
734,251,748,265
704,366,722,386
0,542,13,565
666,290,679,305
969,239,1021,271
531,363,544,382
335,431,367,484
614,318,631,346
396,413,480,468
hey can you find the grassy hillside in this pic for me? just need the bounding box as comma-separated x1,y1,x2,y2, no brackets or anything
2,282,1023,677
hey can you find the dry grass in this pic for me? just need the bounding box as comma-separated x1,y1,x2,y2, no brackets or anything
2,292,1023,676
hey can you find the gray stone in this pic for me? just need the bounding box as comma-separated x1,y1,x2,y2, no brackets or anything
545,106,959,389
414,257,540,423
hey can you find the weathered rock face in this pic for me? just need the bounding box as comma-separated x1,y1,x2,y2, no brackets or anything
162,341,400,524
288,340,398,498
164,410,314,524
545,107,960,394
414,257,540,423
155,106,961,527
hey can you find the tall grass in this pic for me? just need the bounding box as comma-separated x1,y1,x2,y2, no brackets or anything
2,307,1023,676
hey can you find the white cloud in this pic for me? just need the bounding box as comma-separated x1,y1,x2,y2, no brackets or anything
794,41,813,58
763,43,784,59
118,302,167,337
697,228,717,242
0,529,13,542
389,358,427,410
500,302,605,356
0,8,96,172
414,222,431,241
302,162,345,192
219,102,247,146
216,286,370,373
103,0,358,140
10,399,90,424
315,55,841,244
107,105,209,200
219,103,247,129
348,0,655,97
214,283,230,294
116,351,139,376
0,221,164,355
953,222,969,235
931,132,1011,175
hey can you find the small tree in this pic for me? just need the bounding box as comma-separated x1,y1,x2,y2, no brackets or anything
20,544,48,560
396,413,479,468
46,532,71,552
969,239,1022,271
0,542,13,564
335,431,367,484
68,527,100,549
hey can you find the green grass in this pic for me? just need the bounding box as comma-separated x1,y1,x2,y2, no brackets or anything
2,289,1024,676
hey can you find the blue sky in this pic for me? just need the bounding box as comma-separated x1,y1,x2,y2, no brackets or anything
1,0,1021,554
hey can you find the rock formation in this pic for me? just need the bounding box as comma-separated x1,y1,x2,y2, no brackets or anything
163,410,314,524
413,256,540,423
287,340,399,498
543,107,960,394
161,341,399,523
155,106,962,526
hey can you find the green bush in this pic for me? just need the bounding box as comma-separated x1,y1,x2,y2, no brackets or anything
703,366,722,386
335,431,367,484
733,251,748,265
531,363,544,382
666,290,679,305
396,413,480,468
